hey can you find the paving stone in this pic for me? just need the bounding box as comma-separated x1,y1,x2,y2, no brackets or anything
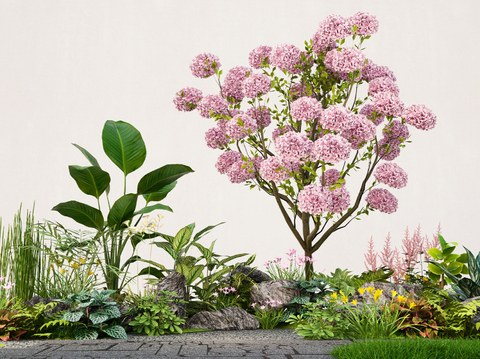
156,342,183,356
178,343,208,356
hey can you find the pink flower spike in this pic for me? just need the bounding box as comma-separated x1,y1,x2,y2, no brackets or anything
251,303,256,307
281,262,288,270
213,292,218,297
260,305,266,310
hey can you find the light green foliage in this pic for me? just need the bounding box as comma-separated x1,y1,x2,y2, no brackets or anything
251,302,285,329
53,120,194,291
128,291,186,336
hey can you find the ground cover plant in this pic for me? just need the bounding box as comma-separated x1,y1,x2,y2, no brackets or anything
175,11,437,280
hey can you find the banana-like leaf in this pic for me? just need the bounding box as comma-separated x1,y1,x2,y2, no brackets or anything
137,164,194,195
102,120,146,176
137,266,166,279
52,201,104,230
69,165,110,199
193,222,225,242
464,246,480,285
199,267,231,285
217,253,249,267
133,203,173,217
142,181,177,203
72,143,110,195
153,241,177,260
172,226,192,252
193,242,213,262
107,194,138,229
125,257,167,272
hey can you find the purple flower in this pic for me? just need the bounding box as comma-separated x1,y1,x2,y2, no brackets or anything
311,134,351,164
215,151,242,174
320,168,341,187
371,92,405,118
374,162,408,189
312,15,350,54
320,105,354,132
205,126,229,149
348,12,379,36
173,87,203,112
365,188,398,214
227,157,263,183
243,73,271,98
269,44,303,74
362,60,397,82
375,137,401,161
325,47,367,75
259,156,298,182
290,83,315,101
274,132,313,163
249,45,272,69
359,104,385,126
402,104,436,131
226,114,258,140
291,97,323,122
246,106,272,128
190,53,221,78
272,125,293,140
197,94,229,118
368,77,400,97
341,114,377,149
222,66,252,103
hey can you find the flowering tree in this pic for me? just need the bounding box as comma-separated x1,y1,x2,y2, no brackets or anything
173,12,437,280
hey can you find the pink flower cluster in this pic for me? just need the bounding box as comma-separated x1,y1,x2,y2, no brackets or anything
365,188,398,213
272,125,293,140
320,105,353,132
248,45,272,69
374,162,408,189
205,126,229,149
402,104,436,131
362,60,397,82
371,92,405,118
274,132,313,162
325,47,367,75
291,97,323,122
359,104,385,126
215,151,242,174
298,185,350,215
349,12,379,36
190,53,221,78
311,134,351,164
320,168,341,187
368,77,400,97
197,94,229,118
227,156,263,183
312,14,350,53
226,114,258,140
246,106,272,128
173,87,203,112
243,73,271,98
222,66,252,102
259,156,298,182
269,44,303,74
341,114,376,149
375,120,409,161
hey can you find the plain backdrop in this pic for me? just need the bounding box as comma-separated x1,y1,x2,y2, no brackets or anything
1,0,478,283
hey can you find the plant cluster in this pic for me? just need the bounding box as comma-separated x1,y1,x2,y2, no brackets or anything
264,249,315,281
251,300,285,329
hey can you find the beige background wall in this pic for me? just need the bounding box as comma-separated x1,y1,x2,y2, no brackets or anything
1,0,478,279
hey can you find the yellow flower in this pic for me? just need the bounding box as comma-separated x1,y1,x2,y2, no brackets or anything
409,302,416,309
373,289,383,303
391,290,398,299
416,275,420,279
358,287,366,295
352,299,357,306
87,270,94,276
404,274,410,280
80,258,86,264
366,286,374,294
397,295,406,303
71,262,79,269
341,295,348,304
97,260,101,265
60,268,66,274
331,292,338,300
423,277,429,282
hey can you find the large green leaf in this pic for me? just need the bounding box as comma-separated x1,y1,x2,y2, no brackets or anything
137,164,194,195
133,203,173,217
69,165,111,199
142,181,177,203
458,278,480,298
137,266,166,279
427,261,459,283
153,241,177,260
172,226,192,252
193,222,225,242
75,326,99,340
427,248,444,260
446,262,463,276
102,120,146,176
52,201,104,230
107,194,138,229
464,246,480,285
73,143,110,195
102,325,127,339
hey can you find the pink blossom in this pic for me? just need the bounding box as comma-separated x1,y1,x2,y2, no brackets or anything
190,53,221,78
222,66,252,102
359,104,385,126
243,73,271,98
249,45,272,69
348,12,379,36
259,156,298,182
227,157,263,183
312,15,350,54
402,104,436,131
226,114,258,140
246,106,272,128
197,94,229,118
213,292,218,297
368,77,400,97
374,162,408,189
325,47,367,75
383,119,410,142
269,44,303,74
205,126,229,149
361,60,397,82
290,83,316,101
320,105,354,132
173,87,203,112
2,282,15,290
327,186,351,213
281,262,288,270
341,114,377,149
264,261,270,268
260,305,266,310
320,168,341,187
365,188,398,214
272,125,293,140
215,151,242,174
375,137,401,161
291,97,323,122
274,132,313,163
371,92,405,117
298,185,330,215
311,134,351,164
274,257,282,263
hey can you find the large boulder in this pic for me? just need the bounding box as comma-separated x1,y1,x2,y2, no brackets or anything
155,272,187,320
250,279,297,308
186,307,259,331
461,296,480,333
22,296,71,316
230,264,271,283
350,281,423,306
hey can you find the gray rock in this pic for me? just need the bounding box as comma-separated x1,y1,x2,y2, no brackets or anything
155,271,187,319
461,296,480,333
186,307,259,331
250,279,297,308
349,281,422,306
22,295,71,316
231,264,271,283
